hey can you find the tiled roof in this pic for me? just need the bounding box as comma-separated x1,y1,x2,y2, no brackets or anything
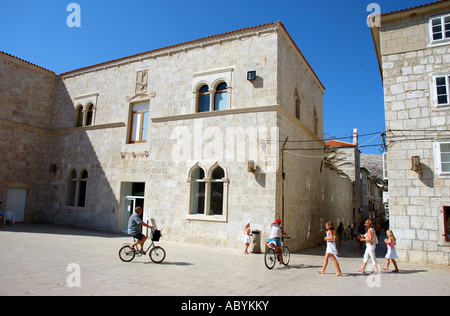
326,140,356,148
0,21,325,90
382,0,449,16
60,21,280,77
0,51,56,75
58,21,325,90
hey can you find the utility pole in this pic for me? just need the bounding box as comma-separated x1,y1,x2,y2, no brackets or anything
281,137,288,224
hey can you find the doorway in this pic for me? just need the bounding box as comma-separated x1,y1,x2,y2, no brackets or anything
120,182,145,233
5,188,27,222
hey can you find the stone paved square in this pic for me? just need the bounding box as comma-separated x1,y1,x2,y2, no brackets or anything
1,224,449,297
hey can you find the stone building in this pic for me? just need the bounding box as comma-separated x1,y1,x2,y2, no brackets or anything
326,134,386,225
0,21,354,251
325,131,362,224
371,1,450,265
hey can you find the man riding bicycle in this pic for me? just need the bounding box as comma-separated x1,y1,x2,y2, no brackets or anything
128,206,154,254
265,219,291,264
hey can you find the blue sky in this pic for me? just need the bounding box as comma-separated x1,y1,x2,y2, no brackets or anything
0,0,433,154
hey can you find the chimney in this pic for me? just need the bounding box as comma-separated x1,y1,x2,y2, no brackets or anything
353,128,358,146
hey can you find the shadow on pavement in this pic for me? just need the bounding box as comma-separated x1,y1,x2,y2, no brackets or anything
0,223,124,238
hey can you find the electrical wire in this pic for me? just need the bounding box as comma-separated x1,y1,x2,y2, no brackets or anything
261,131,384,145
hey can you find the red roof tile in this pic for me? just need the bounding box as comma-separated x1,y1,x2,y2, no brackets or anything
326,140,356,148
382,0,450,16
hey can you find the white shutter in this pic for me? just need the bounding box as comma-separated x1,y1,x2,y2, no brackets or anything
433,142,442,175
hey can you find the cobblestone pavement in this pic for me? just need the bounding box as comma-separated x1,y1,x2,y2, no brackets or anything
1,224,449,296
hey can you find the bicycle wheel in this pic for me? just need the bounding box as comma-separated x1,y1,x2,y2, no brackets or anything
119,246,135,262
149,246,166,263
264,248,277,269
282,245,290,266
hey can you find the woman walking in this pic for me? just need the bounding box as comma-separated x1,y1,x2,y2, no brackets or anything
357,219,379,273
317,221,342,276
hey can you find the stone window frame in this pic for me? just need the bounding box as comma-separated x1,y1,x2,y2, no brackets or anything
73,93,98,128
430,74,450,108
428,13,450,46
192,67,233,114
65,168,89,209
186,162,229,222
433,141,450,176
128,101,150,144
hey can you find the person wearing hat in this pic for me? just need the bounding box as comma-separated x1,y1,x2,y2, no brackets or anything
265,218,290,264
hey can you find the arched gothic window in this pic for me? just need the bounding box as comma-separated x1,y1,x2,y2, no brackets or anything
197,85,210,112
66,169,89,208
86,104,94,126
78,169,88,207
191,166,206,214
214,82,227,111
67,170,78,206
187,163,228,221
209,166,225,215
75,105,84,127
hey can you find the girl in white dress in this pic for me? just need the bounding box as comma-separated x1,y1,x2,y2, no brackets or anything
243,223,252,254
383,229,399,272
318,222,342,276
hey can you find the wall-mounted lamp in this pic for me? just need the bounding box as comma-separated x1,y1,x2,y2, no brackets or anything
248,160,256,173
145,151,149,157
247,70,256,81
120,152,125,158
50,164,57,173
411,156,421,172
132,151,137,158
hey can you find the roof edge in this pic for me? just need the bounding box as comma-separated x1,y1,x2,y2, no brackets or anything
59,21,281,77
381,0,450,18
0,51,56,75
325,140,357,148
59,21,325,91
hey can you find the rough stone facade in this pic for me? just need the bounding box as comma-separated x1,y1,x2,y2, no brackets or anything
1,22,354,251
371,1,450,265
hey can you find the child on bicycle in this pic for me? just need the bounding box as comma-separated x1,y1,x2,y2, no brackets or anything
265,219,290,264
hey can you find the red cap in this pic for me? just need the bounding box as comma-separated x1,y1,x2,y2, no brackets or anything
276,219,281,224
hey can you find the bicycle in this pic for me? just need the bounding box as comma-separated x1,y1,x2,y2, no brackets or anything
264,236,290,269
119,229,166,263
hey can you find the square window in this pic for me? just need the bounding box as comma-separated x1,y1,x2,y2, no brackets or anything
430,15,450,42
435,76,450,106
